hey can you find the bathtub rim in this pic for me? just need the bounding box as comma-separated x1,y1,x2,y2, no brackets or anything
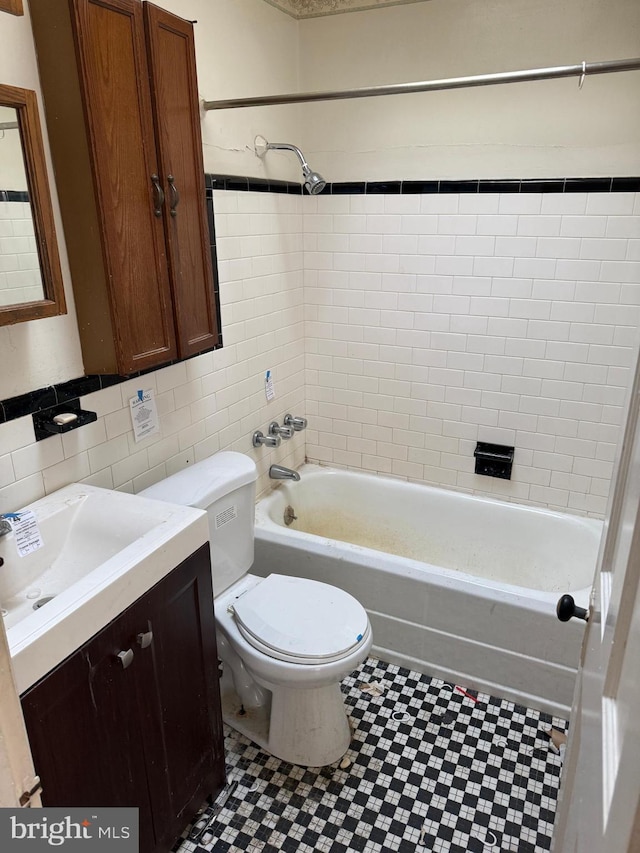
255,462,599,611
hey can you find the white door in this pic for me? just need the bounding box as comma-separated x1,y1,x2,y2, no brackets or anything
553,348,640,852
0,620,41,808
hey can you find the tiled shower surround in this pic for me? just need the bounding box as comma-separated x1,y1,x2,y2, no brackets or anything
0,185,638,518
302,189,640,516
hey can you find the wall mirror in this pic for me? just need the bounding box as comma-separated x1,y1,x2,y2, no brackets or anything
0,83,65,324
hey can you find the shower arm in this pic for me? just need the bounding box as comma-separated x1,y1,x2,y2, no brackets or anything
265,142,312,174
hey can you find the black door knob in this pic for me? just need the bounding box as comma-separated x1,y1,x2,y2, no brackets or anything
556,594,589,622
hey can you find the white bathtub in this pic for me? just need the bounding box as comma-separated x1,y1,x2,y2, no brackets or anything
253,464,603,717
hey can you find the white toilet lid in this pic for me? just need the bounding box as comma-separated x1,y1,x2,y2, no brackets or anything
231,574,369,664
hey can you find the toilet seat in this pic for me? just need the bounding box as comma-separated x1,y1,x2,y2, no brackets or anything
230,574,370,665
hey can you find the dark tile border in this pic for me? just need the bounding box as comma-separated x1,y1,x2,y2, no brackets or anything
3,173,639,427
207,174,640,195
0,347,222,425
1,188,223,427
205,174,303,194
0,190,30,202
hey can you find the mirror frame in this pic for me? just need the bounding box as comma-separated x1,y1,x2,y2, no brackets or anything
0,83,66,324
0,0,23,16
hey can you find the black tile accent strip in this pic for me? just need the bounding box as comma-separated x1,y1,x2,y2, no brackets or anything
55,375,102,402
0,349,225,426
2,386,58,421
612,177,640,192
207,174,640,195
401,180,440,194
564,178,613,193
2,172,637,426
330,182,366,195
0,190,30,202
366,180,401,194
207,174,302,194
1,186,224,427
478,180,520,193
520,179,566,193
439,180,479,194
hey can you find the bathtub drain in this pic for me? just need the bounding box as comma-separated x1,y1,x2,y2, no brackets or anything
283,505,297,526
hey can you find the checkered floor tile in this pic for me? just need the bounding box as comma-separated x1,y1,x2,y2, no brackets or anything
174,657,567,853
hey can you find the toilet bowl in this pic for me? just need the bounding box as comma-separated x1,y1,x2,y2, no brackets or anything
141,452,372,767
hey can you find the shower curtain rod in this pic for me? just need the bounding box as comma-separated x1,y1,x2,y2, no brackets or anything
203,57,640,111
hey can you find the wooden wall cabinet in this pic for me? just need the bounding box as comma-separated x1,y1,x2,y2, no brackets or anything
21,545,225,853
30,0,220,375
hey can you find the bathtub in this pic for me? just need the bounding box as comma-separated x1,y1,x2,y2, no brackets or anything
253,464,603,717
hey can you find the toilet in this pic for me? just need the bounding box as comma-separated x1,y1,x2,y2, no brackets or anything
141,451,372,767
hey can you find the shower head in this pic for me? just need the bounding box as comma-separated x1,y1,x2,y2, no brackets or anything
254,137,326,195
301,165,326,195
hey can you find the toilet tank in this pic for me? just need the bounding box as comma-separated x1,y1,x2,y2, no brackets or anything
140,452,257,595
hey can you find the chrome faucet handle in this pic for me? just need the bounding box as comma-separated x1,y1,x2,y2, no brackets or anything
283,414,307,432
252,430,281,448
268,421,294,440
0,518,12,538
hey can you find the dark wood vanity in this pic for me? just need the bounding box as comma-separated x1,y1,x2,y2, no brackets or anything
21,545,225,853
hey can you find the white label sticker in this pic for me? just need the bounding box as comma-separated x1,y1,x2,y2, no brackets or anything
265,370,275,402
10,510,44,557
129,389,160,443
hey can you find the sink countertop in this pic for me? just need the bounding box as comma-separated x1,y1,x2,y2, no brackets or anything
2,484,209,695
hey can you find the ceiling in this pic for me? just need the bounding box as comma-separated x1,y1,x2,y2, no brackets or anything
262,0,430,19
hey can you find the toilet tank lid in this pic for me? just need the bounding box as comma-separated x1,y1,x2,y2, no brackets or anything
139,451,257,508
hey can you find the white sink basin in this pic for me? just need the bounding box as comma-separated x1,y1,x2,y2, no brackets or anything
1,483,209,694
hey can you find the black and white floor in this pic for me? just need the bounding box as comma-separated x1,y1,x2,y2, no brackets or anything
175,657,567,853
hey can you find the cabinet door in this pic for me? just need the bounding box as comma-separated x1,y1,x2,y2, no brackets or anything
144,3,221,358
21,546,225,853
132,544,225,847
71,0,178,373
21,609,156,851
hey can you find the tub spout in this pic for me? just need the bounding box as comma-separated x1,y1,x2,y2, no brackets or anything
269,464,300,482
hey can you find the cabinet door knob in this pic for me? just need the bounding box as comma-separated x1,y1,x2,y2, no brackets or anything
151,174,165,217
116,649,134,669
136,630,153,649
167,175,180,217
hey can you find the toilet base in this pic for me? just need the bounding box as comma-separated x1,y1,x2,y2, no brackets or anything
221,680,352,767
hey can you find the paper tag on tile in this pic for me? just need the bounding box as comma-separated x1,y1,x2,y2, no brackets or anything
265,370,275,401
9,511,44,557
129,389,160,443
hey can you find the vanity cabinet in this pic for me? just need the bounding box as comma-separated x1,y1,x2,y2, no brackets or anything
30,0,220,375
20,544,224,853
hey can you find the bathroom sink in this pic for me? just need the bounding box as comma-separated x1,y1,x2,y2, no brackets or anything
0,483,209,694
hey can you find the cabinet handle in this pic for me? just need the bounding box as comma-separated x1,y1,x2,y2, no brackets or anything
167,175,180,217
116,649,134,669
136,630,153,649
151,174,164,217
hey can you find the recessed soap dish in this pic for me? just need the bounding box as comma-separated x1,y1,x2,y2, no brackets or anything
474,442,514,480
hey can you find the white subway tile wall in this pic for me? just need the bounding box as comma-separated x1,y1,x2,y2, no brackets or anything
304,191,640,516
0,201,42,306
0,192,305,513
1,189,639,518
